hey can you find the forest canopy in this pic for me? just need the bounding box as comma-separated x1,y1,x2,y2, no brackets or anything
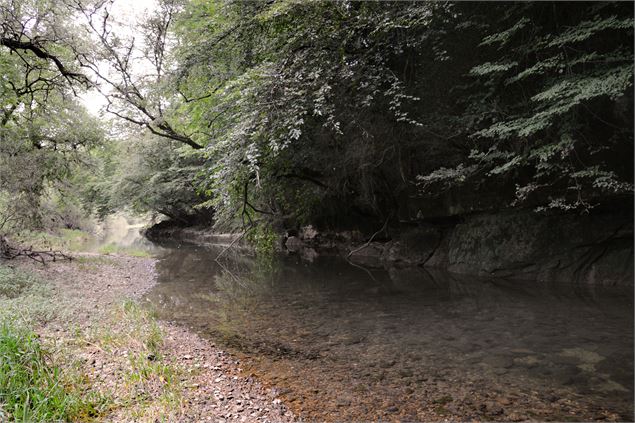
0,0,633,235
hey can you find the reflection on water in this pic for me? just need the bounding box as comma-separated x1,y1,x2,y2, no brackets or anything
144,244,634,421
85,215,163,254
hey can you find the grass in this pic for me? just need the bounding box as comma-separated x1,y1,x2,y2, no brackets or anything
0,267,58,325
0,261,183,422
81,300,186,421
0,266,107,422
74,256,117,272
0,322,107,422
98,243,152,258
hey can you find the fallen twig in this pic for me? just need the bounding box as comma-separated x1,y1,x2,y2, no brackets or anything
215,229,249,261
0,235,72,264
347,214,392,258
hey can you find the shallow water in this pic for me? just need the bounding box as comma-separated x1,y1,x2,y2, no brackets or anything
85,214,164,254
142,243,634,421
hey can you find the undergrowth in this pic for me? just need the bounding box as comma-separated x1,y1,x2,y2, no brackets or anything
82,300,185,420
0,322,107,422
0,263,182,422
0,266,107,422
98,243,151,258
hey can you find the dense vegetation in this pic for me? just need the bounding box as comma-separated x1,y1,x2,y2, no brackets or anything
0,0,632,237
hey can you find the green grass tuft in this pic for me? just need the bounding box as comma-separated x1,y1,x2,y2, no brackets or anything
98,243,151,258
0,322,107,422
0,267,58,325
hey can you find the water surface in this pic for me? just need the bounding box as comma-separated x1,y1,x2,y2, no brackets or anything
143,243,634,422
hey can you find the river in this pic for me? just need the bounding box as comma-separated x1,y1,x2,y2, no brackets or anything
137,240,633,422
92,219,633,421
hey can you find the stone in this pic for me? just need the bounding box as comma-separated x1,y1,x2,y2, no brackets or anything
482,355,514,369
285,236,304,251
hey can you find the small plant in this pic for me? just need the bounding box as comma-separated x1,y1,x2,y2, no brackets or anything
0,267,36,299
0,267,58,325
98,243,151,258
85,300,185,420
246,222,278,258
0,322,106,422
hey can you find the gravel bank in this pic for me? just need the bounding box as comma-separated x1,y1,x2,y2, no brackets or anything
17,254,297,423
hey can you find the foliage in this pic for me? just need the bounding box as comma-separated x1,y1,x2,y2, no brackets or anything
0,322,105,422
0,267,106,422
246,222,279,258
78,135,208,223
418,2,634,211
0,0,103,233
3,0,634,236
175,0,464,229
170,1,633,229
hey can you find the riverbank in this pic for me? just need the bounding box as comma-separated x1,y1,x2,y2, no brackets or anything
144,242,632,422
145,208,634,287
0,254,295,422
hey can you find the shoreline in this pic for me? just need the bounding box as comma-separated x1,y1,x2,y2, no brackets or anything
145,206,634,288
8,253,296,423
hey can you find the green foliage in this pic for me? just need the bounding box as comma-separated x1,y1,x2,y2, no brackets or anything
79,136,207,223
3,0,633,233
171,1,633,228
175,0,465,229
418,2,634,211
0,322,105,422
0,0,104,233
97,243,151,258
0,267,106,422
246,223,278,258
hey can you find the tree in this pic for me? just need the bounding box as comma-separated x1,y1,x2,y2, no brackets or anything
418,2,634,212
174,0,464,229
68,0,203,149
0,0,102,230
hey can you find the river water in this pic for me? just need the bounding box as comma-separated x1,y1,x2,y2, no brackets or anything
136,240,634,422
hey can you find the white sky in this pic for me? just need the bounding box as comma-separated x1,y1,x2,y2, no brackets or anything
80,0,158,117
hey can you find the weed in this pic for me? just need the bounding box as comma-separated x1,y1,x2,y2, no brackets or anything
0,322,107,422
83,300,185,420
98,243,151,258
0,266,57,324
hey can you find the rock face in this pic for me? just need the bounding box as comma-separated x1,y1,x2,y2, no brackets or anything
436,210,633,286
289,209,633,286
146,209,633,286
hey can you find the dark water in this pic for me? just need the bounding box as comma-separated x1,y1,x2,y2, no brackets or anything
143,243,634,421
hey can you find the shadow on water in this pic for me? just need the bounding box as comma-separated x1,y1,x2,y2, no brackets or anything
143,242,634,421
